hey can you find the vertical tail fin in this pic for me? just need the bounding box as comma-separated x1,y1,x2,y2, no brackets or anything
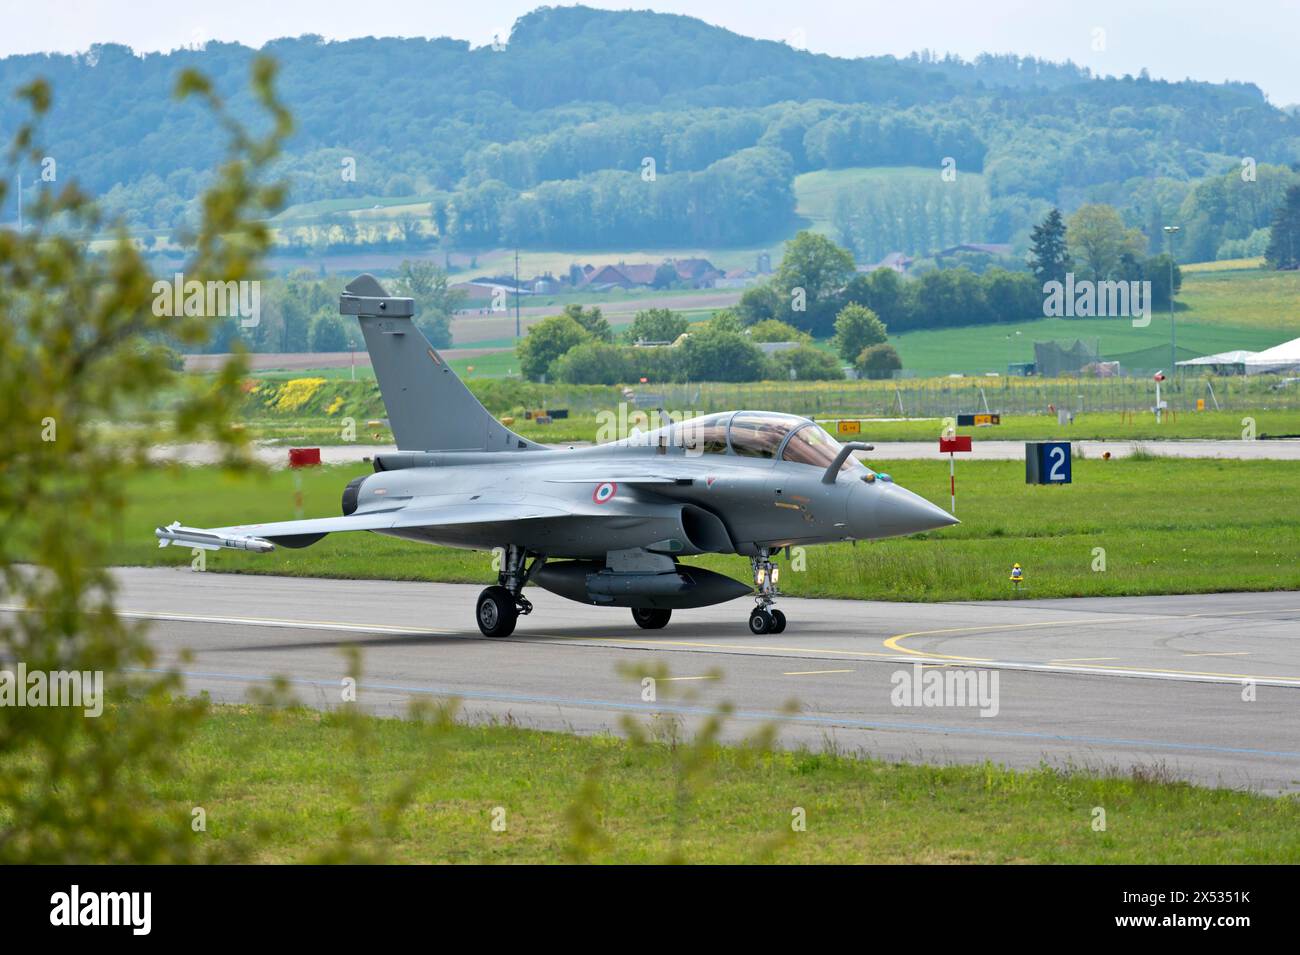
339,273,540,452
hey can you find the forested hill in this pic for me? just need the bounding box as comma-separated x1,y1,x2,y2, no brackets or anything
2,4,1298,257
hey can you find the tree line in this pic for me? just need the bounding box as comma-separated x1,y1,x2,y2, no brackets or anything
4,6,1297,254
517,305,850,385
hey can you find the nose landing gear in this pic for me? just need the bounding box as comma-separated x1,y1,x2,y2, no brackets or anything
747,548,786,634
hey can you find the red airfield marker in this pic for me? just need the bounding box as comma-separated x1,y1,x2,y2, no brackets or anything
938,435,972,514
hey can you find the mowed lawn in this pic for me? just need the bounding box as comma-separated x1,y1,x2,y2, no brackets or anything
239,409,1300,447
116,705,1299,863
116,456,1299,602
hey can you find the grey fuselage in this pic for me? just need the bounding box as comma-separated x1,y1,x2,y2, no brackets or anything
347,424,952,561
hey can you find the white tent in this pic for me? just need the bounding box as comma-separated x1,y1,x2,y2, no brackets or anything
1176,349,1258,367
1176,337,1300,374
1243,336,1300,374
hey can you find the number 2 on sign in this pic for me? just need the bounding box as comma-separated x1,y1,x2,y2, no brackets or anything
1048,445,1066,481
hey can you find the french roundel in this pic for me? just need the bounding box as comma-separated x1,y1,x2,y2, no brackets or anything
592,481,617,504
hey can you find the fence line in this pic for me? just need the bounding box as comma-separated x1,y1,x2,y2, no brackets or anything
617,374,1300,418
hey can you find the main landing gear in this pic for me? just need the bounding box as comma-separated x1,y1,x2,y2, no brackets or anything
631,607,672,629
747,548,786,635
476,546,544,638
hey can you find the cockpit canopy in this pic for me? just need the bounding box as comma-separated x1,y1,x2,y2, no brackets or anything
630,411,869,474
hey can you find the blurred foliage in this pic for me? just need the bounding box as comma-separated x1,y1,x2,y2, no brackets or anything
0,59,290,862
556,662,798,864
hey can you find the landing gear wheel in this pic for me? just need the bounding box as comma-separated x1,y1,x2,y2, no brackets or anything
631,607,672,630
748,608,774,635
768,609,787,634
476,586,518,638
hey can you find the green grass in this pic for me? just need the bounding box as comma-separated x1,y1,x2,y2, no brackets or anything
831,409,1300,440
270,194,437,222
888,266,1299,376
238,350,528,380
1181,257,1265,273
117,457,1300,602
238,408,1300,448
142,704,1300,862
447,350,521,378
1177,267,1300,331
238,412,603,446
891,314,1292,376
482,261,1300,380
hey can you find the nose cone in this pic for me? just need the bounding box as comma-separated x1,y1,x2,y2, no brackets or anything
849,480,959,540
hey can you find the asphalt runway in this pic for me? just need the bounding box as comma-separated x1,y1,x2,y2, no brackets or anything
14,568,1299,793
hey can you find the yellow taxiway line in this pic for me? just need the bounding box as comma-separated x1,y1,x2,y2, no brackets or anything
882,607,1300,683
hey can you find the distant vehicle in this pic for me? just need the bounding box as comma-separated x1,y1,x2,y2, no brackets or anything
157,275,958,637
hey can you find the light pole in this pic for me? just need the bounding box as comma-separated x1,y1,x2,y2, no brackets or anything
1163,225,1180,374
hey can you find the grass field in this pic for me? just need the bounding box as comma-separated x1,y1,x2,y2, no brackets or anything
891,313,1293,376
459,261,1299,378
1177,267,1300,332
270,194,439,222
106,704,1294,863
237,408,1300,447
117,456,1300,602
447,350,521,378
440,267,1299,379
1181,257,1266,273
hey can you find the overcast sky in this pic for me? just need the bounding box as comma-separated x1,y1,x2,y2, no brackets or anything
3,0,1299,105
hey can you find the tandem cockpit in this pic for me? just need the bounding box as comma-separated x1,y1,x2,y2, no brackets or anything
624,411,874,477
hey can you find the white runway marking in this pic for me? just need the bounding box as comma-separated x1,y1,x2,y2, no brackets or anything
9,604,1296,690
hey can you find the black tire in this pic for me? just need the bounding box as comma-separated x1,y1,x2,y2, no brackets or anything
769,609,787,634
476,586,518,638
631,607,672,630
748,609,773,635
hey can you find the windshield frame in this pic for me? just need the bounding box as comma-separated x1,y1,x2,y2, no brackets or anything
779,422,874,474
726,411,807,460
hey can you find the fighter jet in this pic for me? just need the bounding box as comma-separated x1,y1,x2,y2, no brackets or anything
157,274,958,637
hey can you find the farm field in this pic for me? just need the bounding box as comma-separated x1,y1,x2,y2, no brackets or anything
1176,266,1300,331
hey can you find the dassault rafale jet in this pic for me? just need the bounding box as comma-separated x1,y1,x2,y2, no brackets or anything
157,275,958,637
